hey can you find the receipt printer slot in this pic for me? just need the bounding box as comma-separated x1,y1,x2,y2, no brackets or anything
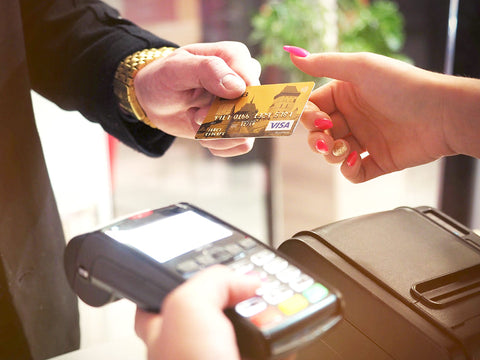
411,263,480,308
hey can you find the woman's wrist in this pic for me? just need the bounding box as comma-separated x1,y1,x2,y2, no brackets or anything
437,74,480,158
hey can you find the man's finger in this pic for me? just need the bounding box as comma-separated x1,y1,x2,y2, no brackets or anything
163,49,246,98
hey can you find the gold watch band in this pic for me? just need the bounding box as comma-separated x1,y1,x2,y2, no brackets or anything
114,47,176,128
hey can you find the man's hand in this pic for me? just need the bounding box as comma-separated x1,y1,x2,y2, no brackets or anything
134,41,261,157
135,266,260,360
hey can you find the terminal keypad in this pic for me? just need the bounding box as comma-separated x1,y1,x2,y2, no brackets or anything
175,237,329,331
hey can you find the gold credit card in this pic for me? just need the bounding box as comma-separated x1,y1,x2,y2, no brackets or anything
195,82,315,139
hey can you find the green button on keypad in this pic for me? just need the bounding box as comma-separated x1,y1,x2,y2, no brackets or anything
303,283,329,303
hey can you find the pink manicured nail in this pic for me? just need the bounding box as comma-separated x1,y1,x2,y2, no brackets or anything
283,45,310,58
314,118,333,130
315,139,329,154
347,151,358,167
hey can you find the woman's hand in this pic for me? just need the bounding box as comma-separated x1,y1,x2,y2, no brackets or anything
286,49,480,183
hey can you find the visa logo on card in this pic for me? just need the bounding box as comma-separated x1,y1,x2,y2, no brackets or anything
265,120,295,131
195,82,315,139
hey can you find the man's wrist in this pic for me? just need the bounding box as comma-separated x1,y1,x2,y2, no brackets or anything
113,47,176,128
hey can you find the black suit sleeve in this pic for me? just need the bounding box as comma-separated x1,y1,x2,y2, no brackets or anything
20,0,177,156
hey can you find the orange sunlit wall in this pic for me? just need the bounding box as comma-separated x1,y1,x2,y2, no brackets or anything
124,0,176,24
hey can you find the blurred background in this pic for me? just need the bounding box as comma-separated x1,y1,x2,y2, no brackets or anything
34,0,480,353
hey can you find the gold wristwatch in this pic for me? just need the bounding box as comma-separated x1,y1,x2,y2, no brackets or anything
114,47,176,128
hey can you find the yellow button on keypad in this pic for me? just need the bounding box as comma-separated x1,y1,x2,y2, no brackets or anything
278,294,309,316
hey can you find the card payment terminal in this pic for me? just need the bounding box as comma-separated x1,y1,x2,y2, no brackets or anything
64,203,342,360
